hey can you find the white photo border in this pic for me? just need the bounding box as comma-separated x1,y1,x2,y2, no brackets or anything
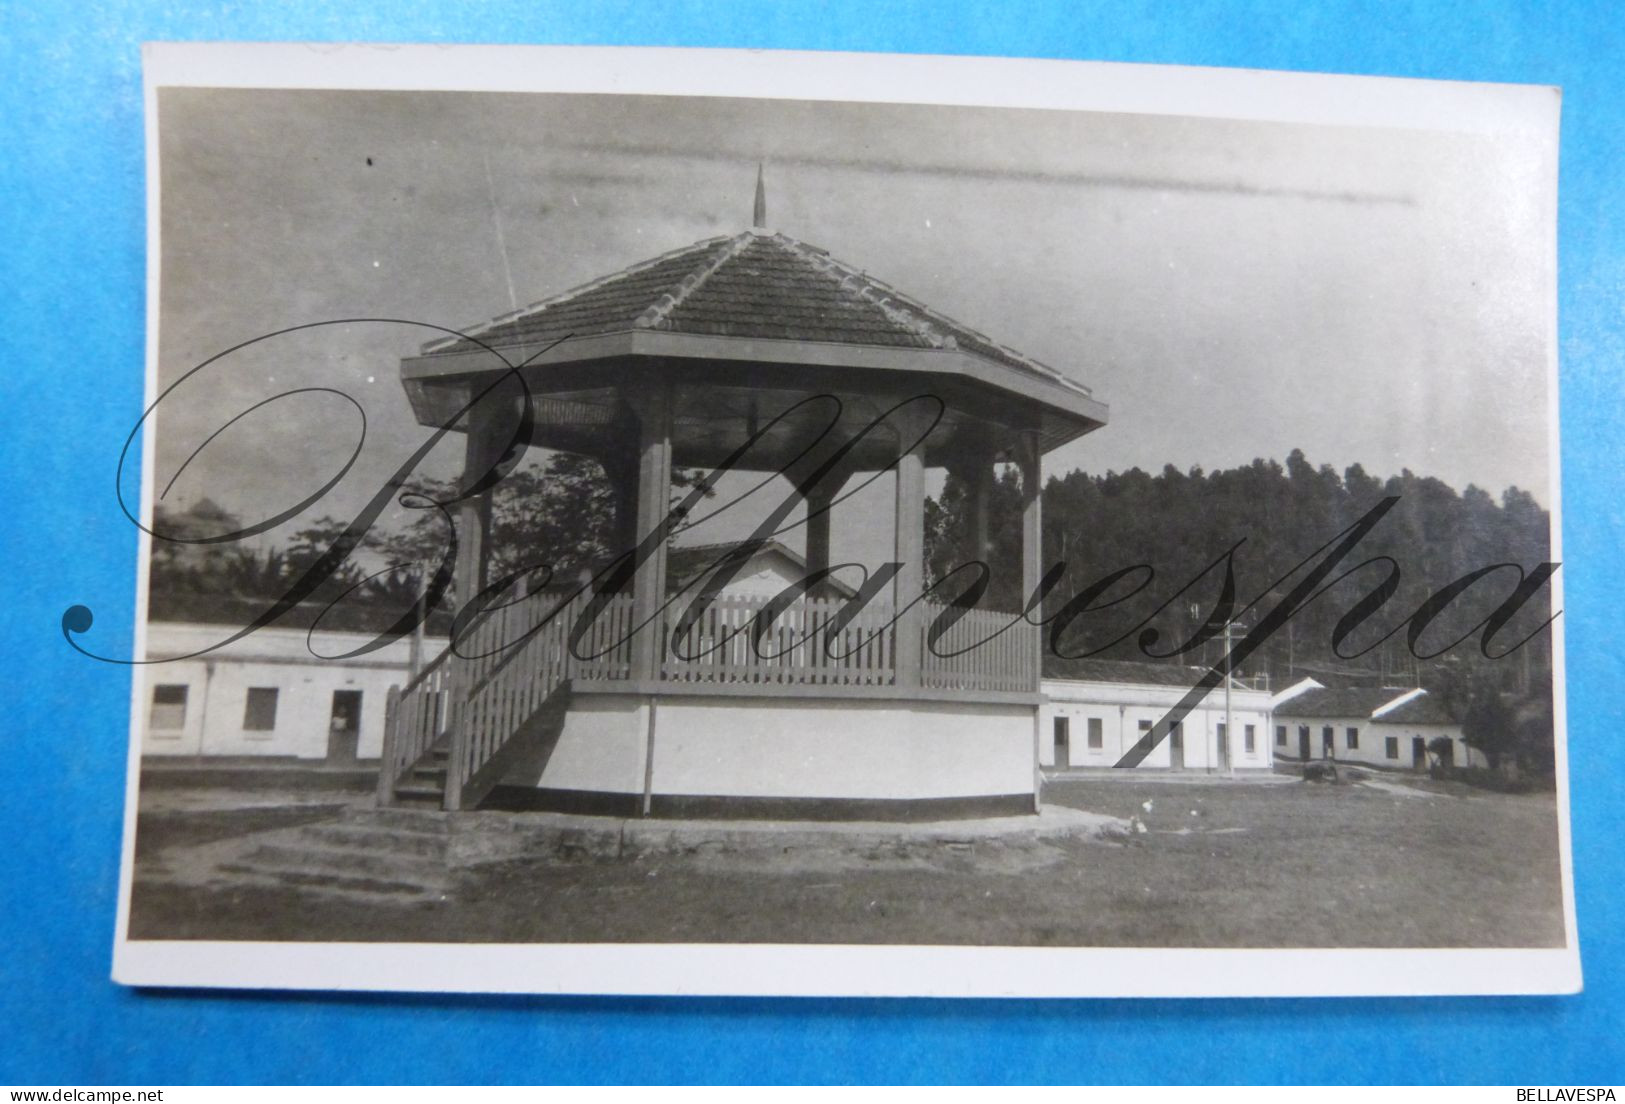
117,42,1576,998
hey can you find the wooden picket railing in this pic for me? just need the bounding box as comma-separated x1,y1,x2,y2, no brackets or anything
380,588,1038,809
447,590,636,809
376,642,454,806
663,594,899,686
662,596,1035,692
378,588,635,809
921,602,1035,693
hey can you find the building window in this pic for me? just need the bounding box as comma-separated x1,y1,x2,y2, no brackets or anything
1346,726,1359,751
1087,717,1103,750
1137,718,1154,751
1052,716,1070,767
1322,725,1334,755
1385,736,1399,759
243,687,279,732
1275,725,1287,746
1244,724,1256,753
149,684,187,730
1217,721,1227,751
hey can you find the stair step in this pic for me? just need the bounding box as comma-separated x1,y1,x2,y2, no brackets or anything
341,806,448,833
381,674,571,811
394,783,444,799
218,863,433,898
393,797,444,810
238,842,446,883
302,823,448,858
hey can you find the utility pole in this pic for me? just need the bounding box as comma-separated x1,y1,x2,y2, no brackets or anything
1193,601,1241,778
1223,617,1236,779
408,566,427,680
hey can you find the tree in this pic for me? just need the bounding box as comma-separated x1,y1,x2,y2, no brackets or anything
1426,735,1456,770
489,455,619,583
144,453,713,625
368,452,712,603
925,464,1023,609
1514,690,1556,775
284,516,371,592
1462,677,1517,769
925,447,1555,691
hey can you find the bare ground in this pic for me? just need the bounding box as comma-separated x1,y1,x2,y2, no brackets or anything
126,773,1566,948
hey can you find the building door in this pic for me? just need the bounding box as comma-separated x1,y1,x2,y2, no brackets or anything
327,690,363,763
1298,725,1311,761
1411,735,1428,770
1169,722,1184,770
1052,716,1070,769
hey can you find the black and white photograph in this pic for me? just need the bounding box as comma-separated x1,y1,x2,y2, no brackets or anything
108,44,1574,997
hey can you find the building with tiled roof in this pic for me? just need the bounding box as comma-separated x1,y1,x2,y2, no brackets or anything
1272,678,1479,771
415,230,1092,405
1272,685,1419,720
141,609,446,765
399,227,1105,466
383,181,1109,817
666,539,858,601
1040,661,1275,774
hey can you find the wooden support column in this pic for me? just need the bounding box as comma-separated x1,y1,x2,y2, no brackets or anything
1015,429,1044,813
804,483,835,580
892,408,929,689
945,442,995,566
453,408,502,610
591,449,641,575
629,383,674,684
801,455,857,587
444,399,506,811
781,441,861,595
970,461,993,563
1015,429,1043,688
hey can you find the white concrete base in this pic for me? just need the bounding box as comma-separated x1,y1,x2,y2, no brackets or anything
499,693,1038,811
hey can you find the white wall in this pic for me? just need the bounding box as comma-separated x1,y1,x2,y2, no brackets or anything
140,622,429,761
674,546,835,601
510,693,1038,801
1040,678,1275,771
512,694,650,794
1273,715,1482,770
695,554,803,600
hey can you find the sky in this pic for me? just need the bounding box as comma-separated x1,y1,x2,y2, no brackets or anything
148,86,1555,570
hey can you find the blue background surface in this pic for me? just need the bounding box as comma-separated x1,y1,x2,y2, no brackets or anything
2,1,1621,1085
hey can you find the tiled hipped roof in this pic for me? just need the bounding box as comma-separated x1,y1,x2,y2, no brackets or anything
422,231,1088,395
1374,694,1458,725
1048,658,1220,688
1275,686,1457,724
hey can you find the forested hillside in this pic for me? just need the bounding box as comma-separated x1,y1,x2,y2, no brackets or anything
926,449,1555,706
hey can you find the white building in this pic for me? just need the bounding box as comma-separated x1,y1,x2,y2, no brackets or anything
665,539,859,601
1270,678,1481,771
140,618,426,762
1041,659,1275,773
137,541,853,766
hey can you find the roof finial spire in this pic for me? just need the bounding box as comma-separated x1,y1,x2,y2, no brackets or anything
753,162,767,230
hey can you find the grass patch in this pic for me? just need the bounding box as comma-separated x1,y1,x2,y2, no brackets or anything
127,777,1565,948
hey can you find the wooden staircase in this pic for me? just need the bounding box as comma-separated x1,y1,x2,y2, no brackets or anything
377,589,634,811
389,740,452,807
376,584,1034,811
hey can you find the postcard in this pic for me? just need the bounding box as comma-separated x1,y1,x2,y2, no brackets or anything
104,43,1575,996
